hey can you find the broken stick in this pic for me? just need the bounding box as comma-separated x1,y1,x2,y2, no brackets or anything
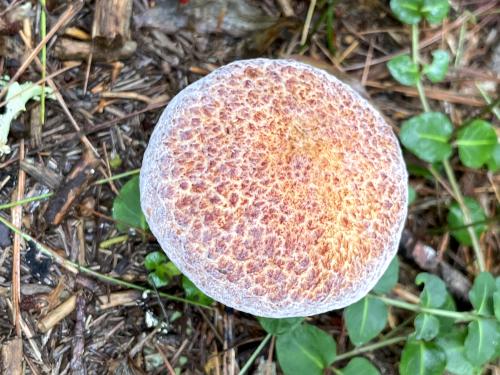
92,0,133,49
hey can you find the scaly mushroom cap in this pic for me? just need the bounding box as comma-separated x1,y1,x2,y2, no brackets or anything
140,59,407,317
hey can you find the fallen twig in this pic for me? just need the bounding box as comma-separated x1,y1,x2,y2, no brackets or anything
37,294,77,333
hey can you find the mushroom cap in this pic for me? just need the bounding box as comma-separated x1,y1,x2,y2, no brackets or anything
140,58,407,318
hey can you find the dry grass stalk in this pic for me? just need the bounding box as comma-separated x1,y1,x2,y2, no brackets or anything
276,0,295,17
11,140,25,337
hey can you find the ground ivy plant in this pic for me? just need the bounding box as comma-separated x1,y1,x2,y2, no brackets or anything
388,0,498,274
144,250,214,307
257,257,500,375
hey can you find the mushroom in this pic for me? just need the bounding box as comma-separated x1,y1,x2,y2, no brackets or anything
140,59,407,318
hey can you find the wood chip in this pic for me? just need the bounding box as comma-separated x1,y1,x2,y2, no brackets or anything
38,295,77,333
1,338,23,375
98,290,141,310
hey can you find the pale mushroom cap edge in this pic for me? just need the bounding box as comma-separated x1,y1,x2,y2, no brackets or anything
140,58,408,318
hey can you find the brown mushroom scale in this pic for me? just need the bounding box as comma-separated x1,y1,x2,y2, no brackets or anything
140,59,407,317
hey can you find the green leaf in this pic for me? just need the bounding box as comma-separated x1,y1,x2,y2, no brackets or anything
387,55,420,86
487,143,500,172
469,272,495,315
276,323,336,375
437,294,457,333
390,0,449,25
344,296,388,346
144,251,167,271
109,154,122,169
339,357,380,375
148,272,169,288
464,319,500,366
373,256,399,294
496,338,500,362
407,164,435,179
493,291,500,322
421,0,450,24
416,273,447,308
447,197,487,246
112,176,149,232
399,112,453,163
400,339,446,375
156,261,181,280
415,274,456,337
415,313,440,341
0,78,54,155
390,0,423,24
408,185,417,205
436,328,476,375
182,276,213,306
257,317,304,336
456,120,498,168
423,50,449,83
494,278,500,321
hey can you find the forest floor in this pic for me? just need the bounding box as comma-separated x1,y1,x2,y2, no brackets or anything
0,0,499,374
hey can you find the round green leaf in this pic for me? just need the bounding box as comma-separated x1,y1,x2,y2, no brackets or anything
416,273,447,308
423,50,449,83
339,357,380,375
390,0,449,25
447,197,487,246
400,112,453,163
421,0,450,24
400,339,446,375
487,143,500,172
456,120,498,168
464,319,500,366
415,313,440,341
344,296,388,346
437,294,457,333
182,276,213,306
276,323,336,375
149,272,169,288
372,256,399,294
436,328,476,375
387,55,420,86
156,261,181,280
468,272,496,316
144,251,167,271
112,175,149,232
390,0,423,24
257,317,304,336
